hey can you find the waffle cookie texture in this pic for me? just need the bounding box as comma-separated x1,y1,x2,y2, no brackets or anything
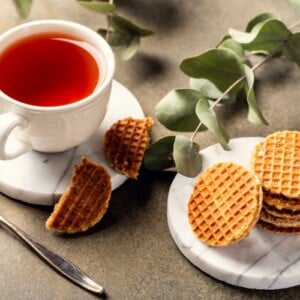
104,116,153,179
188,162,263,246
251,131,300,234
251,131,300,198
46,157,111,233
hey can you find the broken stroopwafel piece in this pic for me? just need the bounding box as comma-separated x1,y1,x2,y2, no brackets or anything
188,162,263,247
104,116,153,179
46,157,111,233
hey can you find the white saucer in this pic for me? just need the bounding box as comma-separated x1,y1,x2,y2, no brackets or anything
168,137,300,290
0,80,144,206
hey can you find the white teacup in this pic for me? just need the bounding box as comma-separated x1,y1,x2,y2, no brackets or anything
0,20,115,160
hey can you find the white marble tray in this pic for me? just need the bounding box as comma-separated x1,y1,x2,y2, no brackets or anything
168,137,300,290
0,80,144,206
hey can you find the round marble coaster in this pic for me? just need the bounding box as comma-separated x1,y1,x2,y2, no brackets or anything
0,80,144,206
168,137,300,290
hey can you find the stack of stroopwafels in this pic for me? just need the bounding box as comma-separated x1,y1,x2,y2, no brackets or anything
251,131,300,234
188,162,263,246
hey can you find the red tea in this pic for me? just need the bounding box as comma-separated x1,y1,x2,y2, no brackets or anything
0,32,100,106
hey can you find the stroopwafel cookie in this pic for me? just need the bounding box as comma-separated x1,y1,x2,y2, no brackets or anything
251,131,300,198
259,208,300,228
259,220,300,235
46,157,112,233
263,190,300,211
104,116,153,179
263,202,300,221
188,162,263,247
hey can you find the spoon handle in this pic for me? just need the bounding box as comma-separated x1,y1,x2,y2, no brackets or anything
0,215,106,297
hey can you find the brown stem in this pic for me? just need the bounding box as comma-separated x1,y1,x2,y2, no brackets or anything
105,0,114,41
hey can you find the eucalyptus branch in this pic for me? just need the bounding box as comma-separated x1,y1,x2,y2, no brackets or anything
190,75,246,141
10,0,153,61
210,77,246,110
143,12,300,176
105,1,113,41
190,22,296,143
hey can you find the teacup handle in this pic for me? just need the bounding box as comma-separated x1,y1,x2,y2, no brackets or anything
0,112,31,160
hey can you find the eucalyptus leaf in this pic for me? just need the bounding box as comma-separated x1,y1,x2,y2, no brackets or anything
113,35,139,61
244,65,268,125
245,12,280,32
283,32,300,66
190,78,221,99
195,98,230,150
190,78,237,104
229,19,291,54
217,36,244,59
111,14,153,36
143,136,175,171
155,89,207,132
76,0,116,14
99,29,140,60
180,48,245,93
12,0,32,18
173,136,201,177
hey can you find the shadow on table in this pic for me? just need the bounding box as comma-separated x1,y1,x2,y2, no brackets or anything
115,0,183,33
97,168,175,231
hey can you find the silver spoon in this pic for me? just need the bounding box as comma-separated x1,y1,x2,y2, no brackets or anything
0,214,106,297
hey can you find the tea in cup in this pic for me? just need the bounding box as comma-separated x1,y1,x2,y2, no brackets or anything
0,19,115,159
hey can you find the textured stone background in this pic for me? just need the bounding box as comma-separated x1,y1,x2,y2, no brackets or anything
0,1,300,299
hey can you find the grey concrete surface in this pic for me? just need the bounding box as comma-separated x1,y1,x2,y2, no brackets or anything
0,1,300,299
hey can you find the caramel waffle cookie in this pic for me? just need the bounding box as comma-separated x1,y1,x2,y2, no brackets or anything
260,208,300,228
188,162,262,247
251,131,300,198
46,157,112,233
262,202,300,222
263,190,300,211
104,116,153,179
259,220,300,235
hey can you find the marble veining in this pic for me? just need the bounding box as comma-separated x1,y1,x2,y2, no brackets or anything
0,80,144,206
168,137,300,289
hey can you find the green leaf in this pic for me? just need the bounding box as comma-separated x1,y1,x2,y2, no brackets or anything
99,29,140,60
195,98,230,150
229,19,291,54
283,32,300,66
217,36,244,59
12,0,32,18
98,14,152,60
245,12,280,32
155,89,207,132
76,0,116,13
190,78,237,104
190,78,221,99
180,48,245,93
111,14,153,37
243,65,268,125
173,135,202,177
143,136,175,171
289,0,300,15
